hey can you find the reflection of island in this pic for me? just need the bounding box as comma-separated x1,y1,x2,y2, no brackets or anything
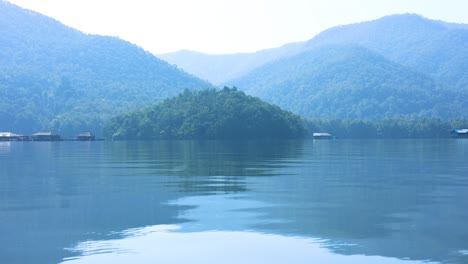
109,139,468,263
109,140,305,194
3,139,467,264
0,140,305,264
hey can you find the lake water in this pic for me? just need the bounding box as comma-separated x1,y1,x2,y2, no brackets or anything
1,139,467,264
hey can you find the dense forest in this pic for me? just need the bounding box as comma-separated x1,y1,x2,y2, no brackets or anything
0,2,210,136
103,88,306,140
228,45,467,120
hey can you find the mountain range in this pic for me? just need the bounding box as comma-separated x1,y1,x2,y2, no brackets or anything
301,14,468,90
162,14,467,120
0,1,210,136
162,14,467,89
159,42,305,85
1,1,467,136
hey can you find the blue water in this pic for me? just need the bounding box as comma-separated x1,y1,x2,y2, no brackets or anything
1,139,467,264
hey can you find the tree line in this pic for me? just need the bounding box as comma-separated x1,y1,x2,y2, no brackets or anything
103,87,306,140
305,118,468,139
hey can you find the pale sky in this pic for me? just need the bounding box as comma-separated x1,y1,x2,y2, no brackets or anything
5,0,468,55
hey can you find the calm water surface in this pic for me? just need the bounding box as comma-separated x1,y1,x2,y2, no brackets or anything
0,139,467,264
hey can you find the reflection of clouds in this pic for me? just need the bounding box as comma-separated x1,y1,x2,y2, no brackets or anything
62,225,435,264
167,194,280,232
0,142,11,156
63,194,438,264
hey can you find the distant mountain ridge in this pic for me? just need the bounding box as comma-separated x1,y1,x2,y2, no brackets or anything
161,14,467,120
162,14,467,89
0,1,211,135
303,14,468,90
228,45,466,119
159,42,305,84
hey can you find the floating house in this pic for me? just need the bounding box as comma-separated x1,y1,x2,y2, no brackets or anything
76,132,95,141
313,132,333,139
31,132,61,141
0,132,29,141
451,129,468,138
0,132,19,141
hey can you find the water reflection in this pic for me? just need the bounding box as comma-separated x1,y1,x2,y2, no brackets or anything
0,141,12,156
256,140,468,264
63,194,436,264
0,140,304,264
1,140,467,264
63,226,434,264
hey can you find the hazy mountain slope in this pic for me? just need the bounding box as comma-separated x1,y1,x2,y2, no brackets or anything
162,14,467,90
305,14,468,90
223,14,467,120
0,1,211,135
228,45,466,119
159,42,305,84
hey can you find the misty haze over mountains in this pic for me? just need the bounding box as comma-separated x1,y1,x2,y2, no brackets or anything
161,14,468,89
0,0,467,136
162,14,467,120
0,1,211,135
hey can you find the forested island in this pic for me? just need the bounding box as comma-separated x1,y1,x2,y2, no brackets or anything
103,87,467,140
103,87,306,140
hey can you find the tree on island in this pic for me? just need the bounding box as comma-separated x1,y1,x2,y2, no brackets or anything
103,87,306,140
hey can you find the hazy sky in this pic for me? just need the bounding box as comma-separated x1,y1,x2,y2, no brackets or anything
6,0,468,54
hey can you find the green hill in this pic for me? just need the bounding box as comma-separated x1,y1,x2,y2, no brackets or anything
305,14,468,90
104,88,306,140
227,45,466,119
0,2,211,136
